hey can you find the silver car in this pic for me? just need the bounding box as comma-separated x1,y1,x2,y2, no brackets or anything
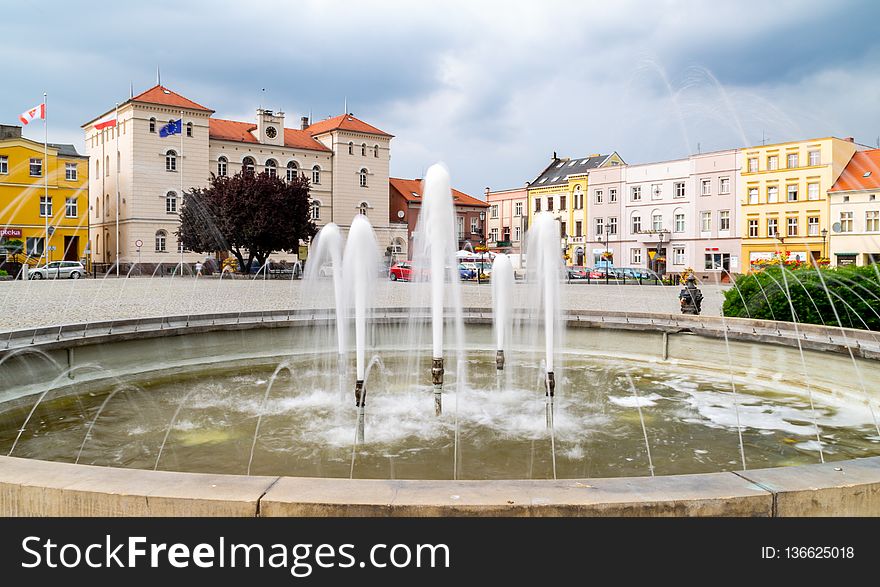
30,261,86,279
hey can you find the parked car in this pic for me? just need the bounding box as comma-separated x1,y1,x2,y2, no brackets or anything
29,261,86,280
589,266,614,279
458,263,477,280
389,261,414,281
618,267,661,280
566,265,589,280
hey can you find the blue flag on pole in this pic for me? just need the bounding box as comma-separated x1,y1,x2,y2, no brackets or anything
159,119,182,137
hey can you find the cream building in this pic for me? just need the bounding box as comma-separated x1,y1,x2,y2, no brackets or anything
82,85,404,271
828,149,880,266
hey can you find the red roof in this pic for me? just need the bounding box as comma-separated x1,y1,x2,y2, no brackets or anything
390,177,487,208
209,118,330,152
130,85,213,112
829,149,880,192
306,113,393,137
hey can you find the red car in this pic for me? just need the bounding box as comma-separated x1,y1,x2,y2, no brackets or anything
389,261,414,281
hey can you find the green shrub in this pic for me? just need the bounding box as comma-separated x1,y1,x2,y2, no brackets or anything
0,269,7,277
723,265,880,331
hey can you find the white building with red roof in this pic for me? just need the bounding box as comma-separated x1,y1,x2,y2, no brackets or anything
82,85,404,270
828,149,880,266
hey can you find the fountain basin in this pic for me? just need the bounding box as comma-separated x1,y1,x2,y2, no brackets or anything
1,310,879,516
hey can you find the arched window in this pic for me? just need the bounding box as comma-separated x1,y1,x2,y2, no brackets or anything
286,161,298,182
149,118,156,133
242,156,255,174
374,145,379,158
652,210,663,232
358,201,369,216
95,159,99,177
117,152,120,167
348,142,353,155
96,234,100,258
95,197,100,217
265,159,277,177
310,200,321,220
217,156,228,177
105,194,110,217
312,165,321,184
165,150,177,172
186,122,193,137
361,143,366,156
155,230,167,252
105,155,110,176
359,168,368,188
165,191,177,214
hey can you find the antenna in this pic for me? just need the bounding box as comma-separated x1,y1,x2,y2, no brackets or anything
761,130,766,146
697,142,701,154
344,96,348,114
260,88,265,109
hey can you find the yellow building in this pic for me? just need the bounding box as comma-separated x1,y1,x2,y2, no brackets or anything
526,153,623,265
0,125,89,271
739,137,858,270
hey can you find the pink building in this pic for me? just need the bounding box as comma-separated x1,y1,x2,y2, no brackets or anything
486,186,528,254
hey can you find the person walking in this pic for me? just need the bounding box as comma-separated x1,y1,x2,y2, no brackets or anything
195,260,204,277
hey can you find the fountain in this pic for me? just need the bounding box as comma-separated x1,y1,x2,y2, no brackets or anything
492,253,514,371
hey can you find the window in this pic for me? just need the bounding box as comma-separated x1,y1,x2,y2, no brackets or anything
608,217,618,235
155,230,167,252
808,150,820,166
265,159,277,177
65,163,77,181
701,211,711,232
490,227,499,242
610,188,617,203
787,216,798,237
767,155,778,170
787,153,798,168
358,168,368,187
39,196,52,217
286,161,297,182
595,190,603,204
165,150,177,172
95,159,99,177
26,237,45,256
105,194,109,216
720,177,730,194
547,196,554,211
674,182,685,198
514,202,523,216
490,204,499,219
312,165,321,184
374,145,379,158
748,219,758,237
767,186,778,203
720,210,730,231
652,212,662,231
310,200,321,220
631,185,642,201
807,182,819,201
30,158,42,177
573,185,582,208
105,155,110,176
705,252,731,271
186,122,193,138
165,191,177,213
787,184,798,202
471,216,479,234
867,210,880,232
674,212,685,233
748,157,758,172
575,220,582,237
808,216,819,236
514,226,521,241
768,218,778,237
348,142,353,155
65,197,77,217
218,156,228,176
651,183,662,200
358,202,369,216
149,118,156,133
672,246,685,265
840,211,853,232
95,197,100,217
361,143,366,156
701,179,711,196
748,187,759,204
457,217,464,240
631,213,642,233
595,218,604,236
534,198,541,212
560,221,566,239
0,155,6,174
631,248,642,264
559,195,566,210
242,157,255,174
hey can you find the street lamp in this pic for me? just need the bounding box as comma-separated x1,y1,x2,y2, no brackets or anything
656,229,668,279
478,210,486,285
603,222,611,283
820,228,828,259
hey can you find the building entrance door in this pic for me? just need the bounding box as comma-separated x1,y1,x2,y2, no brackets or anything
63,236,79,261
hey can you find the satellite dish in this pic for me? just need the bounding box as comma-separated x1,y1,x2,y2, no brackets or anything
832,222,842,233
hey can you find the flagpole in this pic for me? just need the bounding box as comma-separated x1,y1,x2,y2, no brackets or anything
115,102,120,277
179,110,183,274
43,92,49,265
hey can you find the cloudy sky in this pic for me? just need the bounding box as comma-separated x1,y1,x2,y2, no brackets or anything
4,0,880,197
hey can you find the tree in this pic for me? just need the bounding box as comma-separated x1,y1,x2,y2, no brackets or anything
178,170,316,273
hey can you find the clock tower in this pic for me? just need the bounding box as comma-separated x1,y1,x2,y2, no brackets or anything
255,108,285,146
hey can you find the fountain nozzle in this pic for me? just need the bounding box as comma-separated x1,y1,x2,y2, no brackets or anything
495,350,505,371
431,358,444,386
355,379,365,408
546,371,555,397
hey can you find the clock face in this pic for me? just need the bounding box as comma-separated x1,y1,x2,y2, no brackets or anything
266,126,277,139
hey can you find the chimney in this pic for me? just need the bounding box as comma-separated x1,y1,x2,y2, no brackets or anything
484,187,490,197
553,151,557,160
0,125,22,140
844,136,854,143
301,116,309,130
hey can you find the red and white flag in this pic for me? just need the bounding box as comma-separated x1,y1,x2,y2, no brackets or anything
19,103,46,125
93,112,117,130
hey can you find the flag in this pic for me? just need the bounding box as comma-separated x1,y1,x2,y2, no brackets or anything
19,103,46,125
93,112,117,130
159,119,182,137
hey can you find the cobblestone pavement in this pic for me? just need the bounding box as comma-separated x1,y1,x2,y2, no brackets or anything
0,277,730,330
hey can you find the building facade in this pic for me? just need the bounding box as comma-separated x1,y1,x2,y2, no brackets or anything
82,85,405,271
0,124,88,271
486,186,528,255
738,137,858,271
389,177,488,258
828,149,880,266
